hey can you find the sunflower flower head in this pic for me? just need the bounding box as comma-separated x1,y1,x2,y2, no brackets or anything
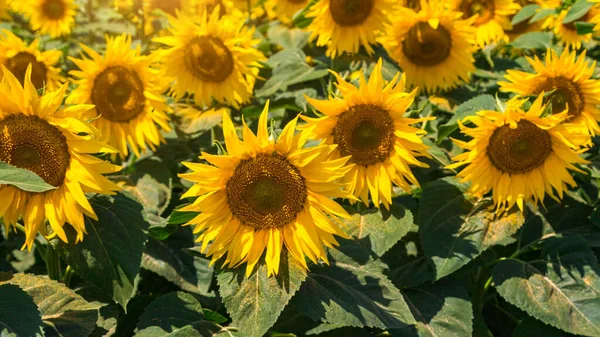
265,0,310,23
179,103,354,277
0,65,121,250
300,59,432,208
499,48,600,136
448,95,590,213
543,4,600,49
19,0,78,38
380,0,476,93
154,9,265,108
67,34,172,159
306,0,394,58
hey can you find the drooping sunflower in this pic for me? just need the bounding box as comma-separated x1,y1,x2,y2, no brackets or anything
179,103,353,277
499,49,600,136
543,6,600,49
0,66,121,250
154,10,265,108
448,0,520,47
67,34,172,159
19,0,77,38
306,0,394,58
448,95,589,213
0,30,63,92
300,60,431,208
265,0,310,22
380,0,476,93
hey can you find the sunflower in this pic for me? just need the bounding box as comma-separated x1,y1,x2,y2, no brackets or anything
143,0,197,16
0,0,9,19
0,30,63,92
543,6,600,49
67,34,172,159
498,49,600,136
300,60,431,208
19,0,77,38
179,103,353,277
0,66,121,250
154,10,265,108
380,0,476,93
448,0,520,47
448,95,589,213
265,0,309,22
306,0,394,58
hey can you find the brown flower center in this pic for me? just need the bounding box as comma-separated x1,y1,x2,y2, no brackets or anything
184,36,234,83
535,76,585,117
402,22,452,66
91,66,146,123
151,0,182,15
42,0,67,20
487,120,552,174
333,104,395,167
0,115,70,187
329,0,374,26
461,0,495,26
5,52,48,90
226,153,307,230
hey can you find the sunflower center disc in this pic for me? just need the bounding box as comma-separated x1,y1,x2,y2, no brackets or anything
42,0,67,20
0,114,70,187
333,104,395,167
226,153,307,230
329,0,374,27
92,66,146,123
535,76,585,117
487,120,552,174
5,52,48,90
402,22,452,66
461,0,495,26
184,36,234,83
152,0,182,15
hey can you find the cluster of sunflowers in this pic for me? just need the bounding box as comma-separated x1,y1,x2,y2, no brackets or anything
1,0,600,283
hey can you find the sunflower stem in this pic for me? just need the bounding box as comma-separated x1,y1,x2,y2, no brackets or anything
45,241,62,281
63,265,74,286
473,267,492,314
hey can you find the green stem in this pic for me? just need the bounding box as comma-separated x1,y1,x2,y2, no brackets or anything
473,268,492,314
63,265,74,287
45,242,62,281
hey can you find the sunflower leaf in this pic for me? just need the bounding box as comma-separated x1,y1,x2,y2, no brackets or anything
512,4,541,25
59,193,149,309
493,236,600,336
0,283,44,337
134,292,227,337
418,177,525,280
563,0,594,24
1,273,101,337
0,161,56,193
436,95,495,143
216,250,307,337
292,240,416,330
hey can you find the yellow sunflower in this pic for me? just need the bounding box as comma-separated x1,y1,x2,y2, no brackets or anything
306,0,394,58
154,10,265,108
67,34,172,159
143,0,197,16
0,30,63,92
448,0,520,47
265,0,310,22
0,0,9,19
543,6,600,49
0,66,121,250
179,102,353,277
19,0,77,38
300,60,431,208
448,95,589,213
380,0,476,93
499,49,600,136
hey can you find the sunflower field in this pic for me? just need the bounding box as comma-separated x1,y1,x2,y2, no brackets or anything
4,0,600,336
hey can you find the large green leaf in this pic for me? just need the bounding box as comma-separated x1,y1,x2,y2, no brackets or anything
267,24,311,49
126,156,172,215
142,227,214,296
135,292,228,337
0,161,56,193
390,280,473,337
493,236,600,336
217,250,306,337
344,205,413,256
510,32,554,50
562,0,593,23
0,284,44,337
293,240,416,330
3,274,101,337
60,193,149,309
511,4,541,24
436,95,495,143
419,178,524,280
